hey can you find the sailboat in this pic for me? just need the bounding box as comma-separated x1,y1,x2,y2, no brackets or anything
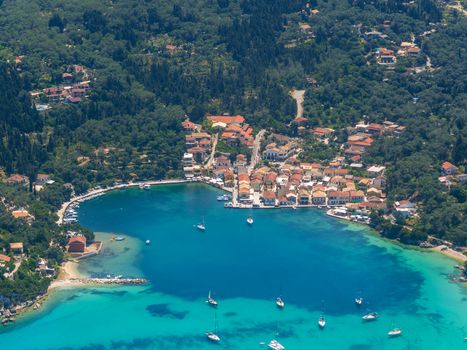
206,313,221,342
276,297,285,309
196,217,206,231
246,215,254,225
318,315,326,328
206,290,218,307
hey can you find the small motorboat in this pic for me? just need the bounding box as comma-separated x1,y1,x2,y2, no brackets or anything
268,339,285,350
145,240,151,245
276,297,285,309
318,315,326,328
206,291,218,307
114,236,125,241
246,216,254,225
355,297,363,306
362,312,378,321
388,328,402,337
217,194,231,201
206,331,221,342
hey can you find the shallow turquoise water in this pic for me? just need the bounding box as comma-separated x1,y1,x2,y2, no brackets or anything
1,183,466,349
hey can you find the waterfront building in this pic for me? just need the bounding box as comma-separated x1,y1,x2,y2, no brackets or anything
67,236,86,253
262,191,276,206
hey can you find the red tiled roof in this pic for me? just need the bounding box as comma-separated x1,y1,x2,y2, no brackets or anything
262,191,276,199
442,161,456,170
68,236,86,244
208,115,245,124
0,254,11,263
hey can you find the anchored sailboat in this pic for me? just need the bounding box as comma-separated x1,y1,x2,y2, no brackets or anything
206,312,221,342
196,217,206,231
206,290,218,307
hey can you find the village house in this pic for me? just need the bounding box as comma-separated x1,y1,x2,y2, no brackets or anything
372,175,386,189
235,154,247,167
441,161,458,176
311,127,334,140
187,146,208,164
286,192,297,205
11,209,34,223
0,254,11,267
67,236,87,253
6,174,29,186
35,173,51,184
393,200,417,218
182,119,198,133
328,191,351,205
377,48,397,65
312,190,327,205
262,191,276,206
298,189,310,205
264,172,278,189
268,133,290,145
367,165,386,177
215,155,231,168
350,190,365,203
9,242,24,254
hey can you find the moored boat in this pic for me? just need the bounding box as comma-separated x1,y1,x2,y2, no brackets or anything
206,291,218,307
145,240,151,245
114,236,125,241
355,297,363,306
217,194,231,201
196,217,206,231
362,312,378,321
268,339,285,350
276,297,285,309
318,315,326,328
246,215,254,225
388,328,402,337
206,331,221,342
206,312,221,342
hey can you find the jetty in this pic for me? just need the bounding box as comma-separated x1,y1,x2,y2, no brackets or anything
50,277,148,289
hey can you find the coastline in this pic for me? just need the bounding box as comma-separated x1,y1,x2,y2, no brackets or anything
58,180,466,265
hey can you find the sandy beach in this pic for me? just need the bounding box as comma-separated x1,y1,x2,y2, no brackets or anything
49,261,85,289
431,245,467,263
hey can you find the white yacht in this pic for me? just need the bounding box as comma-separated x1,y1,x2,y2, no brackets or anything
276,297,285,309
268,339,285,350
206,291,218,307
355,297,363,306
246,215,254,225
145,240,151,245
318,315,326,328
388,328,402,337
362,312,378,321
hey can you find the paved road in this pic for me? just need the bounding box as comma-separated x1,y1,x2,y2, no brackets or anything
206,133,219,168
249,129,266,173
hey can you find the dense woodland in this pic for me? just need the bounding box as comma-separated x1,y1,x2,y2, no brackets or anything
0,0,465,302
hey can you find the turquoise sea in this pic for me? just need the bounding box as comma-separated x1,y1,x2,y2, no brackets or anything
1,183,466,349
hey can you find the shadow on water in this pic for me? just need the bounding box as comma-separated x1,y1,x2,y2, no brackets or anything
146,303,189,319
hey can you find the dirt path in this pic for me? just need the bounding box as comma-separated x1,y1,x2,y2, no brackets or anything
290,89,306,119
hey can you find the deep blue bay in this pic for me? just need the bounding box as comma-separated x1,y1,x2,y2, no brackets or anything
0,183,466,349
